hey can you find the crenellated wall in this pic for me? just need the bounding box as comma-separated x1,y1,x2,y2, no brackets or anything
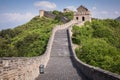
67,26,120,80
0,20,77,80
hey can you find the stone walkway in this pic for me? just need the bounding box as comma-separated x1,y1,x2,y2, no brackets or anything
36,29,88,80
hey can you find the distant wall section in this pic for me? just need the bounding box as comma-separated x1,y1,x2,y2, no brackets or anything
39,10,55,19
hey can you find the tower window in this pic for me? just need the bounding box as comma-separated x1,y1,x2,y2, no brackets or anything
82,16,85,21
76,17,79,20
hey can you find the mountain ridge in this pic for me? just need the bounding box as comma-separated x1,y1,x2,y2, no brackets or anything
115,16,120,21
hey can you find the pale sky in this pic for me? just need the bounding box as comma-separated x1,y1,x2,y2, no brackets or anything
0,0,120,30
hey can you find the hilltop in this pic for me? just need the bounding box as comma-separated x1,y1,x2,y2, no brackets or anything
0,10,74,57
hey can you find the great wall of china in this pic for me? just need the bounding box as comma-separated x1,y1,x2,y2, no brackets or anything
0,19,120,80
0,4,120,79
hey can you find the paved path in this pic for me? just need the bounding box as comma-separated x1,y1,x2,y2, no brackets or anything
36,29,88,80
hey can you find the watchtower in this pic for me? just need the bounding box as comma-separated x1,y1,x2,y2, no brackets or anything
74,5,91,22
39,10,44,18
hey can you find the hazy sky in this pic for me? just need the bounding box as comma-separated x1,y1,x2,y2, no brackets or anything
0,0,120,30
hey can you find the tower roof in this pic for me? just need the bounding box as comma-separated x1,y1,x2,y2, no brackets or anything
77,5,89,12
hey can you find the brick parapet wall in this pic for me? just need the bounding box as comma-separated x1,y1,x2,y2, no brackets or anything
0,20,77,80
67,26,120,80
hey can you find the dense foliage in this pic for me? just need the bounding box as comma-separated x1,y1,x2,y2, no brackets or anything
72,19,120,74
0,16,60,57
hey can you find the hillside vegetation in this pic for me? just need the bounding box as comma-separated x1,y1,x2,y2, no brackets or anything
0,16,61,57
72,19,120,74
